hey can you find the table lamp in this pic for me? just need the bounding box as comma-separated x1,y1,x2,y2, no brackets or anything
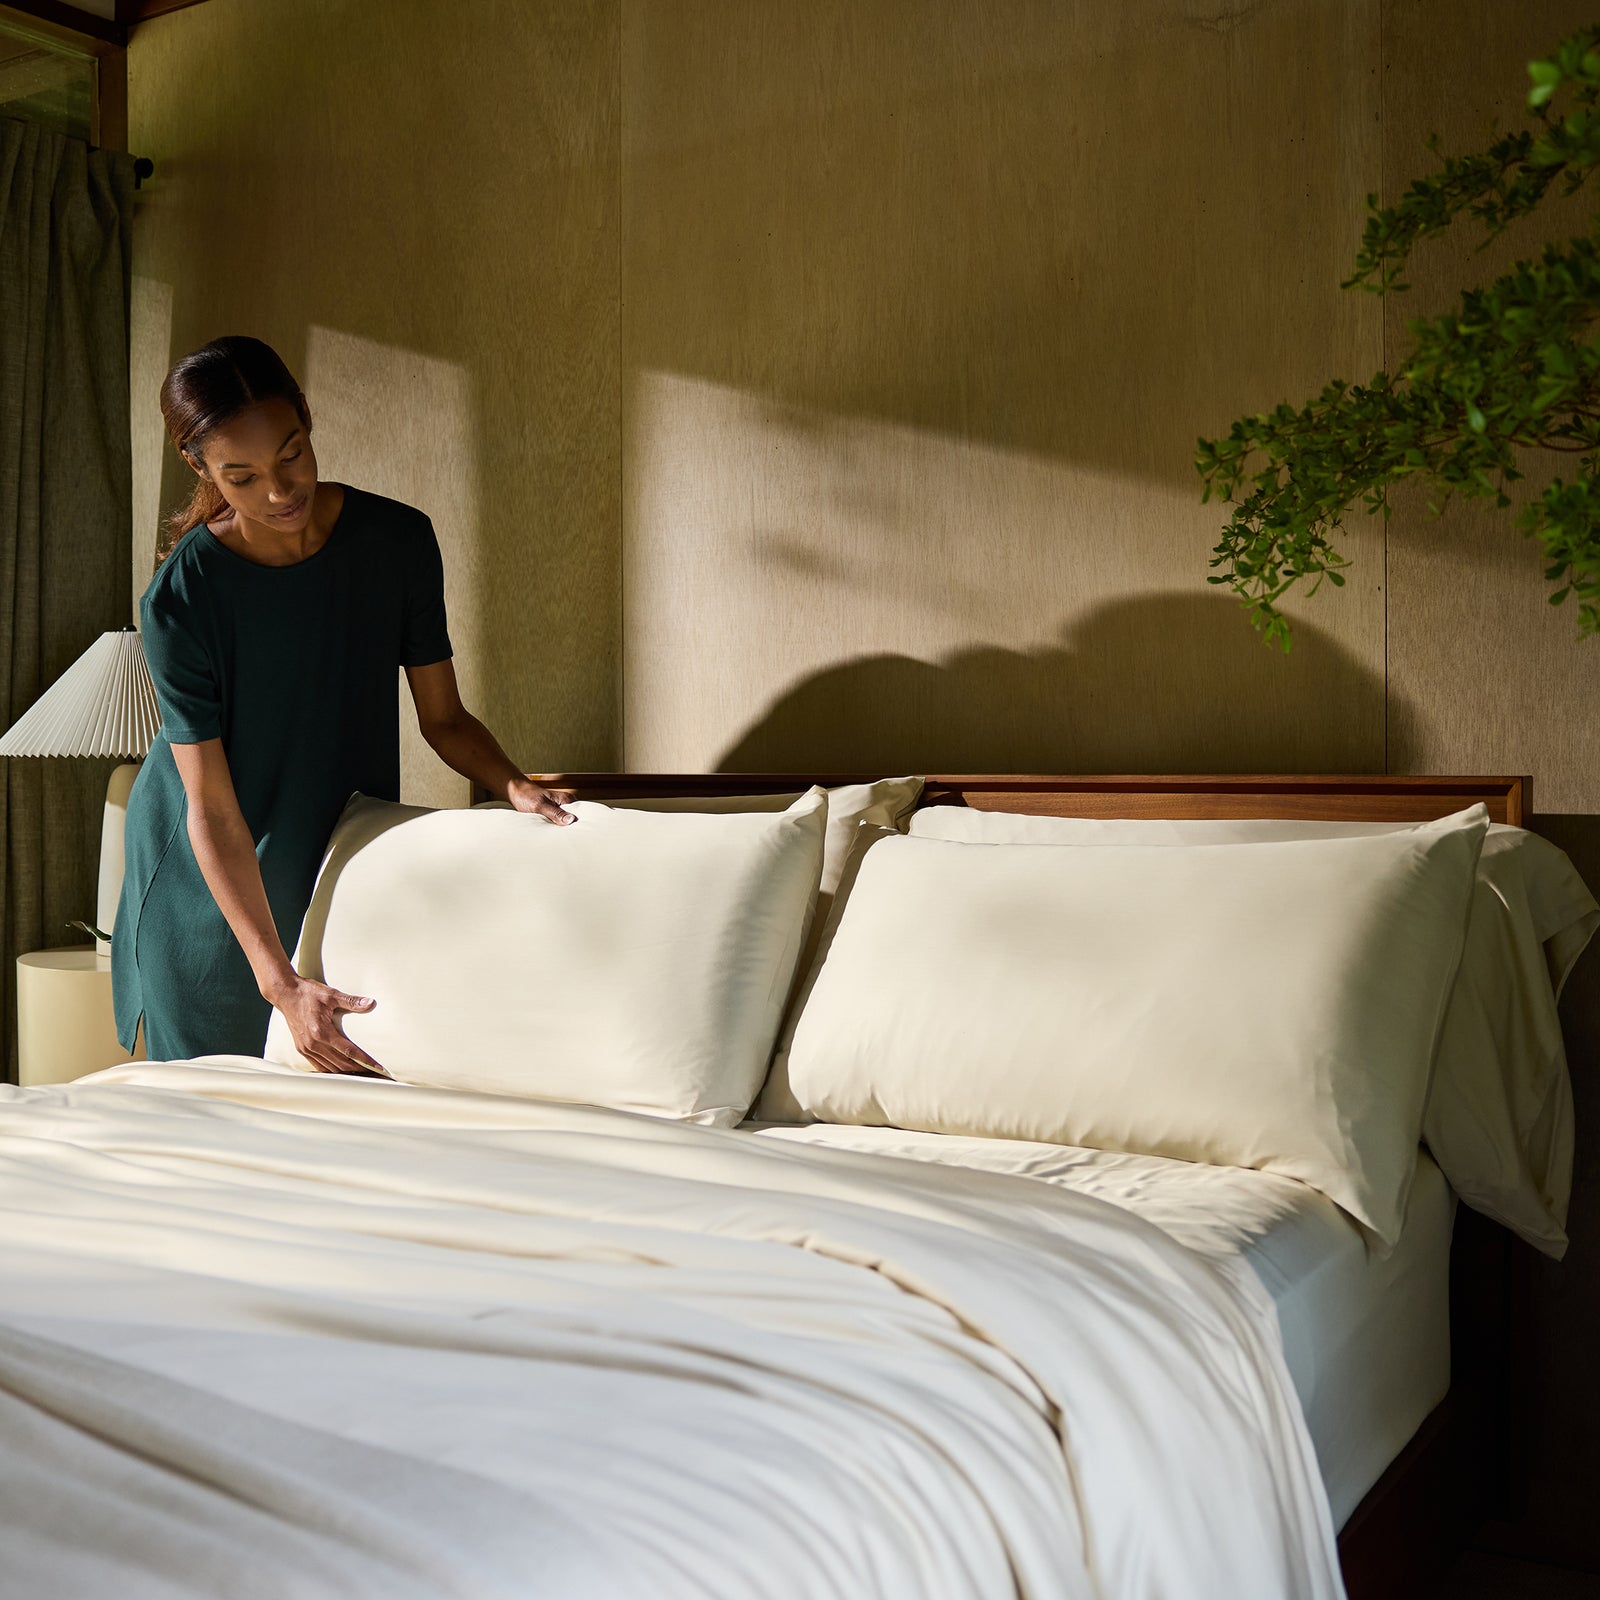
0,625,161,956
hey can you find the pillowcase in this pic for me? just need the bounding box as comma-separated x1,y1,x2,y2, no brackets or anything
263,789,827,1124
478,777,922,921
780,807,1490,1248
752,823,898,1124
910,805,1598,1257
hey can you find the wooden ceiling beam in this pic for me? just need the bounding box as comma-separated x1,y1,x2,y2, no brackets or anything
0,0,218,48
0,0,123,49
117,0,215,21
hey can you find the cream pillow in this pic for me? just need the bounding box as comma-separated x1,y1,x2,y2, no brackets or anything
782,807,1490,1247
909,805,1598,1257
263,790,827,1124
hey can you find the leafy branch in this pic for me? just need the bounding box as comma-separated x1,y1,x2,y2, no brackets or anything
1199,28,1600,648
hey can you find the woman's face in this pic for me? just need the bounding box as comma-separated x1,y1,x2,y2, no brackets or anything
189,397,319,534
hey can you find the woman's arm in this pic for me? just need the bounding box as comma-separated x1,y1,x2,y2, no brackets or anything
171,740,386,1074
404,660,574,823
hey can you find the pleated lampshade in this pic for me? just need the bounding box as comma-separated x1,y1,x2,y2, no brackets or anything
0,626,160,758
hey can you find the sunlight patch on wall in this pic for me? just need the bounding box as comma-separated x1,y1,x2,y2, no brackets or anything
304,327,480,808
622,369,1387,775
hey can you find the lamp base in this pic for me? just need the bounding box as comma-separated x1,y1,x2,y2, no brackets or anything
96,762,141,958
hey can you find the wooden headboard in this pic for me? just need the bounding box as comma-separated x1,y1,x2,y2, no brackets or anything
477,773,1530,826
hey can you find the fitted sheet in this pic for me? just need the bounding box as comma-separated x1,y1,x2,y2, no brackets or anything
749,1123,1455,1528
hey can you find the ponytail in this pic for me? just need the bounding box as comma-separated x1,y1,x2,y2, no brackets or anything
160,473,230,560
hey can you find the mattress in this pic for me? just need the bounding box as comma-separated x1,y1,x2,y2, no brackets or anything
748,1122,1455,1528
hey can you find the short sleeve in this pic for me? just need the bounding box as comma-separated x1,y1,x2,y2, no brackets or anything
401,517,454,668
141,592,223,744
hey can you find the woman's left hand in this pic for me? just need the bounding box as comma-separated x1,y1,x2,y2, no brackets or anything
506,775,577,825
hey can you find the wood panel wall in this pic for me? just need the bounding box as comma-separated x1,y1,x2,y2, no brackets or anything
621,0,1389,776
1381,1,1600,813
126,0,619,809
126,0,1599,813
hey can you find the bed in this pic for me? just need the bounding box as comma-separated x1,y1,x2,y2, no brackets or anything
1,772,1589,1600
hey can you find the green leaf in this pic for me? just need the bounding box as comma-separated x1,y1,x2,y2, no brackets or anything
1200,28,1600,647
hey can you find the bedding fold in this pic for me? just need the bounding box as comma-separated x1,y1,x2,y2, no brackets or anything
0,1321,611,1600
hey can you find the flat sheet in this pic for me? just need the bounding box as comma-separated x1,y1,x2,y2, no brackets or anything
750,1124,1455,1528
0,1060,1344,1600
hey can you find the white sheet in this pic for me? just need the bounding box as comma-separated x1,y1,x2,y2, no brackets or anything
0,1059,1345,1600
750,1123,1454,1527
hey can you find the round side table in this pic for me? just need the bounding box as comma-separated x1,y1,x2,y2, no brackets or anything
17,946,146,1087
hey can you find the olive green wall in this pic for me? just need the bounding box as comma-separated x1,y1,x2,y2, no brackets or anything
619,0,1393,778
1384,1,1600,816
127,0,1600,813
127,0,619,809
128,2,1599,1566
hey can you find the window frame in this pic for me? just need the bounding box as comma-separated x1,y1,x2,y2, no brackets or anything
0,0,126,149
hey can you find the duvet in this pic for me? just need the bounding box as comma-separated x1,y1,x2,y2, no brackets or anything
0,1061,1343,1600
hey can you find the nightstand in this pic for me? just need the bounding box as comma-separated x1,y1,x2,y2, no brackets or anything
17,947,145,1086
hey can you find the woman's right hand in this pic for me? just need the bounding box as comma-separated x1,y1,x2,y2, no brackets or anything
274,975,387,1076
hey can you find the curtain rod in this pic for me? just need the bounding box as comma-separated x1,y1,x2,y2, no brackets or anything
5,122,150,183
84,143,154,187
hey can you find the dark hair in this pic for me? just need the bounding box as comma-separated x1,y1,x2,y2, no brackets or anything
157,336,310,561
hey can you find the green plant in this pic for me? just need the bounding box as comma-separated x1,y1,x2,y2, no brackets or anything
1198,27,1600,650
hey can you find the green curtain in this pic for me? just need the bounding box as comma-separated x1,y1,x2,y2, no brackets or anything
0,116,135,1083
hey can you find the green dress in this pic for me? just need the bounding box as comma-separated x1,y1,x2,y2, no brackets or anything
112,486,453,1060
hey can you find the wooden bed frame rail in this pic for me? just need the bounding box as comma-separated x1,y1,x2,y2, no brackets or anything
479,771,1528,826
473,771,1531,1594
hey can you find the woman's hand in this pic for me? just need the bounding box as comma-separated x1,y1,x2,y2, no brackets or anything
403,666,578,826
506,775,577,825
274,975,387,1076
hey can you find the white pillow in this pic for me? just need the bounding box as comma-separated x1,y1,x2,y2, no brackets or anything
910,805,1598,1257
263,790,828,1124
781,807,1490,1248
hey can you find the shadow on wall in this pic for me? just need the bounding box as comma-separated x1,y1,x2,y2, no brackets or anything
715,592,1390,775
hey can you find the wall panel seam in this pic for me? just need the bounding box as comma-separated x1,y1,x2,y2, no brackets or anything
616,0,626,771
1380,0,1391,776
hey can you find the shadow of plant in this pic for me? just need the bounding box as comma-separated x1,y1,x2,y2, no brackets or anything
716,591,1390,776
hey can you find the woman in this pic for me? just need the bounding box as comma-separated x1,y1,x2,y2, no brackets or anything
112,335,573,1075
